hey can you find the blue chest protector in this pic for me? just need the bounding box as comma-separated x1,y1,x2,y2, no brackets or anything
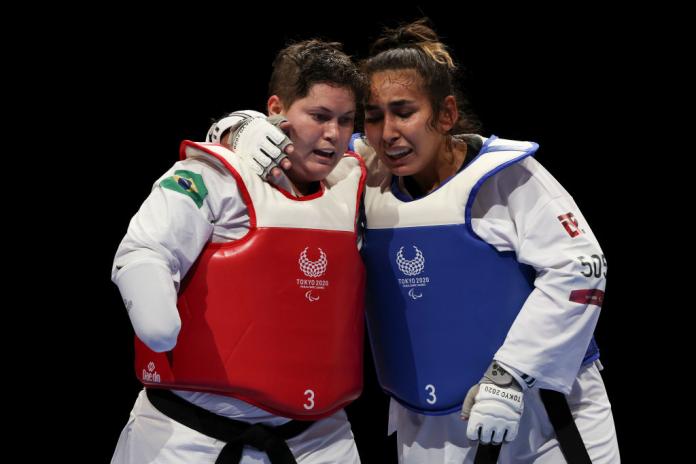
360,136,599,415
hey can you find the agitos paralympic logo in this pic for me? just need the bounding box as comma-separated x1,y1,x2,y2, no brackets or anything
395,245,430,299
297,247,329,301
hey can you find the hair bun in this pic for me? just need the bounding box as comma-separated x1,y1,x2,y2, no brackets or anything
370,18,440,55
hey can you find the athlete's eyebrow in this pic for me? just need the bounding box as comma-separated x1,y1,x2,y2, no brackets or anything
365,100,414,111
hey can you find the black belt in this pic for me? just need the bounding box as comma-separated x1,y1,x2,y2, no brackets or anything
474,443,502,464
540,389,592,464
146,388,315,464
474,389,592,464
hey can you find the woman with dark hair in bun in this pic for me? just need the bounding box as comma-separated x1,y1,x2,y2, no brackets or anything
353,18,619,464
216,19,619,463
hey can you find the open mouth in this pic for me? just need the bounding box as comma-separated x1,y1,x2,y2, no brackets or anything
385,148,413,160
313,149,336,159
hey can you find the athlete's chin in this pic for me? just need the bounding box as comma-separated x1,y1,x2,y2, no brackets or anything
380,153,419,176
295,164,336,183
387,163,418,177
306,160,339,180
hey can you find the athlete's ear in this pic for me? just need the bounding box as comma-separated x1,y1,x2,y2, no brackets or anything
267,95,285,116
437,95,458,133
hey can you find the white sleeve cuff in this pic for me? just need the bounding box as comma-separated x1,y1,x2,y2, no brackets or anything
495,360,536,390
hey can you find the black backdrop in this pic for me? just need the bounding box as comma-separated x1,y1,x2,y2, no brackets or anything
62,5,644,462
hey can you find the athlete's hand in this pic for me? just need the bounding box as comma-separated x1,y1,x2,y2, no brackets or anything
264,115,293,179
228,115,292,180
461,361,524,445
206,111,293,183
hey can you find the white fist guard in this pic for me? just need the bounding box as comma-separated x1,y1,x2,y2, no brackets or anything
206,111,292,182
229,114,292,179
461,361,524,445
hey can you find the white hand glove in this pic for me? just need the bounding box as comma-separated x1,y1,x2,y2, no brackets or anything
461,361,524,445
228,114,292,179
205,110,266,144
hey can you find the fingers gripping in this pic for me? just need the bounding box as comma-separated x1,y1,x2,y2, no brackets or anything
462,362,525,445
230,116,292,179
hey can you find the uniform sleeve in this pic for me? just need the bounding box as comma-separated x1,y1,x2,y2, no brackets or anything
472,158,606,394
112,159,219,288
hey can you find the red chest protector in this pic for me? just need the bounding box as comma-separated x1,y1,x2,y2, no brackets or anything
135,141,366,420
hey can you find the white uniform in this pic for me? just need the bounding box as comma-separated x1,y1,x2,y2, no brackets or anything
388,361,617,463
111,155,360,464
357,135,619,463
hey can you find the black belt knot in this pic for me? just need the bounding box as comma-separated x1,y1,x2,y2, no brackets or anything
146,388,315,464
216,422,296,464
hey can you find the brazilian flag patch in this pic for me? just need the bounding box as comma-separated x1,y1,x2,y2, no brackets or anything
160,170,208,208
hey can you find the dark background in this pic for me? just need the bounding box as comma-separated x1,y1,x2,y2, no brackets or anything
47,5,648,462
